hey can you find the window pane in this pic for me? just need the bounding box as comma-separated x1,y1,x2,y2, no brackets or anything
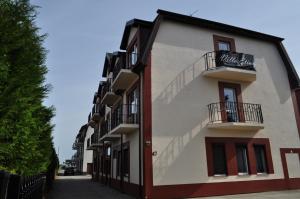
254,145,267,173
236,145,249,174
212,144,227,175
218,41,231,51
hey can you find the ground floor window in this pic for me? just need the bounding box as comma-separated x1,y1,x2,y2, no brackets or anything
236,145,249,174
205,137,274,176
254,145,267,173
212,144,227,175
114,142,130,179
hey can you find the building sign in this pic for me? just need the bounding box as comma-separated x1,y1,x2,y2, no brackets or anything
216,51,255,70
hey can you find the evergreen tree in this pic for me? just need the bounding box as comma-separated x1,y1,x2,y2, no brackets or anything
0,0,56,175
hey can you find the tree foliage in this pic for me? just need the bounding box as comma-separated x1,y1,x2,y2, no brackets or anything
0,0,57,175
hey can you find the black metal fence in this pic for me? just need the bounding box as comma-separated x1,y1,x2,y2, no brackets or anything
111,104,139,130
207,102,263,124
204,51,255,71
0,171,46,199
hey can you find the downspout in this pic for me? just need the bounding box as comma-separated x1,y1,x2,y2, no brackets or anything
120,133,124,192
138,74,142,198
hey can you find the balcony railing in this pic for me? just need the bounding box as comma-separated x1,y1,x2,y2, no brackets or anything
112,53,128,81
100,120,109,137
91,133,99,146
110,53,139,92
110,104,139,133
204,51,255,71
91,104,105,121
207,102,264,130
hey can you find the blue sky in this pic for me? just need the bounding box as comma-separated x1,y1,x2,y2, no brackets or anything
30,0,300,162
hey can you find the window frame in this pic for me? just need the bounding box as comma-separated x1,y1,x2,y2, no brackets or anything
254,144,268,174
205,137,274,176
212,143,227,176
236,144,250,175
213,35,236,52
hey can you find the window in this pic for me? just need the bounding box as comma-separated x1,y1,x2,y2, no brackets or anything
129,43,138,66
254,145,268,173
219,82,244,123
213,35,236,52
127,86,139,123
236,145,249,174
206,137,274,176
218,41,231,51
212,144,227,175
123,148,129,177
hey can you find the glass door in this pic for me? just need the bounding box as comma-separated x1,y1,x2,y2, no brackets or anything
224,87,239,122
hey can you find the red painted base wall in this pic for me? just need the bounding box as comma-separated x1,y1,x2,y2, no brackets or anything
153,179,300,199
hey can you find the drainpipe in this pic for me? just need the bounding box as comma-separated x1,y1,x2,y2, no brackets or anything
102,140,105,184
138,75,142,198
120,133,124,192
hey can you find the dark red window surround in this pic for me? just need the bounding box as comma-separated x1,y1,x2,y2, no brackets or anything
213,34,236,52
218,81,245,122
205,137,274,176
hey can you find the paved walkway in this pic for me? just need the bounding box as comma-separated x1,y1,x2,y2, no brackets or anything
47,175,134,199
48,176,300,199
194,190,300,199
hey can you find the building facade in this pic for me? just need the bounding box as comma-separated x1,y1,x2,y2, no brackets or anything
82,9,300,199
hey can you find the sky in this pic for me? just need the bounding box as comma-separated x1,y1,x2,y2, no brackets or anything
30,0,300,162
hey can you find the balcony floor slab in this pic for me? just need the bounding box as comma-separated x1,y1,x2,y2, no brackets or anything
202,66,256,82
207,122,264,131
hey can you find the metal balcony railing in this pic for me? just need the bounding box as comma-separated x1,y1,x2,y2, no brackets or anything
100,119,111,138
207,102,263,124
111,104,139,130
204,51,255,71
91,133,99,145
112,53,138,81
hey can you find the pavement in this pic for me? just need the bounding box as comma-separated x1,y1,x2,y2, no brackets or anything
192,190,300,199
47,175,134,199
47,175,300,199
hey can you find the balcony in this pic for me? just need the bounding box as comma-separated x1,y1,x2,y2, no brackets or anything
111,53,139,92
101,79,121,106
88,113,96,128
86,138,93,150
207,102,264,130
202,51,256,82
91,104,105,122
99,120,120,141
109,104,139,134
90,132,102,148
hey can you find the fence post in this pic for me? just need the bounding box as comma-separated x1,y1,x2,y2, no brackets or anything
6,174,21,199
0,171,10,199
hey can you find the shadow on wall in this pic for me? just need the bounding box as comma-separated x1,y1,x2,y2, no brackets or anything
152,55,213,183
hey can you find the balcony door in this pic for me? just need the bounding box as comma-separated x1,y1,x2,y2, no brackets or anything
219,82,245,122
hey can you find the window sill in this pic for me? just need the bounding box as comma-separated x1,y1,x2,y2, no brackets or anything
213,174,227,177
238,173,250,176
257,172,268,176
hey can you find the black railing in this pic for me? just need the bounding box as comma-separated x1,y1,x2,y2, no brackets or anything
208,102,263,124
0,171,46,199
112,52,138,81
204,51,255,71
100,120,108,137
101,78,112,99
111,104,139,130
91,133,99,145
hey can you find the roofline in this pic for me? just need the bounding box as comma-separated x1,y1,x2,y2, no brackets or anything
140,9,299,89
120,18,153,50
156,9,284,42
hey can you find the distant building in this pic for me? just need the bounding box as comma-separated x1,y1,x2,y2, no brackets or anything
79,9,300,199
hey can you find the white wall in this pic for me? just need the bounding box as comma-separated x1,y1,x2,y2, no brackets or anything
151,20,300,185
83,126,93,172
